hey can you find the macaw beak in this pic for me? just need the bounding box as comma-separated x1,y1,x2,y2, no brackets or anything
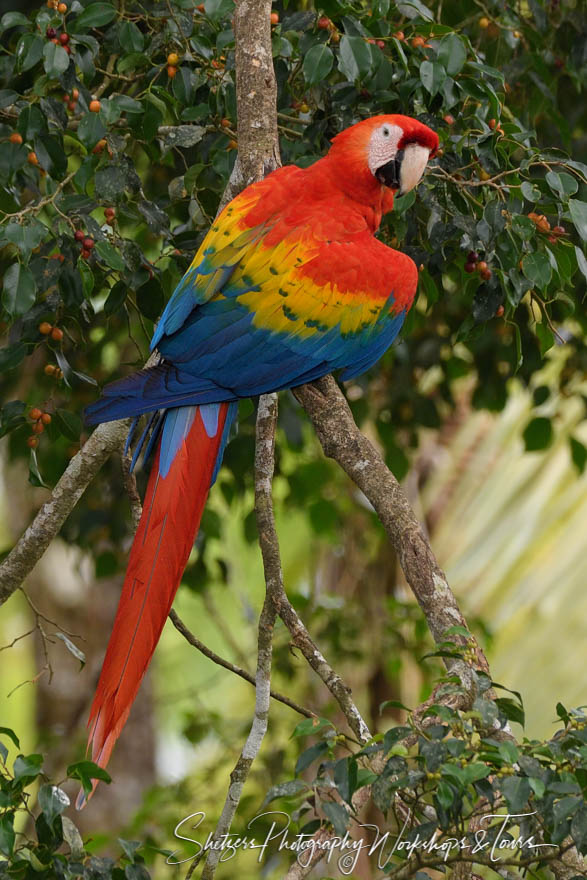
376,144,431,196
375,150,404,192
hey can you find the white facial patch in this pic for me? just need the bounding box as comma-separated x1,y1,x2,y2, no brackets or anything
399,143,431,195
367,123,403,175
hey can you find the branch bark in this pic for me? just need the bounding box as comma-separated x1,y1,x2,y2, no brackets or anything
0,419,128,605
294,375,489,694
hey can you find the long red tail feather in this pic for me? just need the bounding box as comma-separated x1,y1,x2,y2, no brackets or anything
78,403,231,806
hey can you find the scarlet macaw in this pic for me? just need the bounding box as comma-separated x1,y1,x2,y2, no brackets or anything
81,114,438,798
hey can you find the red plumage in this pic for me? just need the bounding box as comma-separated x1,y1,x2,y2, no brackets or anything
78,404,231,806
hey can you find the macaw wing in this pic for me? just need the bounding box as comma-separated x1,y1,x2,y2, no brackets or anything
88,189,417,423
156,214,417,392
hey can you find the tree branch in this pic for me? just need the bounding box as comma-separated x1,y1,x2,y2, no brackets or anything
294,375,488,697
168,609,312,719
0,419,128,606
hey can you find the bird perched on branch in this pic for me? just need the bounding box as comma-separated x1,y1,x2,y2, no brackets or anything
81,114,438,803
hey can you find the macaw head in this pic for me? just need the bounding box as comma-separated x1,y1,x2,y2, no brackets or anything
329,114,439,198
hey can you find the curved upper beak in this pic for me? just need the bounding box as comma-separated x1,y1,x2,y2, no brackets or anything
376,144,431,196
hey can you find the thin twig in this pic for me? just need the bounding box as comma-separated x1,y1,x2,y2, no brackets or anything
169,609,313,719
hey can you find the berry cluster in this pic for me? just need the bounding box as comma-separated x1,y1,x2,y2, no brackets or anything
528,213,566,243
46,0,68,14
46,25,71,54
62,87,79,113
74,229,95,260
27,408,51,448
44,364,64,380
464,251,492,280
39,322,63,341
167,52,180,78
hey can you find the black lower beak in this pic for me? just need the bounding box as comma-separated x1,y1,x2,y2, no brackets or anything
375,150,404,192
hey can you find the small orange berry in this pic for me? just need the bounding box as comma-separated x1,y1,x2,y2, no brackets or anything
32,421,45,434
104,207,116,221
27,151,39,166
270,12,279,25
82,237,94,250
167,52,179,66
29,408,42,421
9,132,23,145
39,322,53,335
488,118,496,129
80,248,91,259
64,45,71,54
479,16,490,28
221,117,231,127
496,305,505,317
27,436,39,448
330,31,340,43
167,64,178,78
227,139,238,150
57,2,67,12
197,3,205,10
392,31,405,40
50,327,64,341
44,364,56,376
481,268,492,281
476,260,488,274
317,16,331,29
60,32,69,44
299,102,309,113
92,138,107,154
72,88,79,99
411,36,426,48
41,413,52,425
68,101,76,112
443,114,455,125
89,99,101,112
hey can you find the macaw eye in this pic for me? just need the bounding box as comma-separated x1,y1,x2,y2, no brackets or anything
382,127,390,137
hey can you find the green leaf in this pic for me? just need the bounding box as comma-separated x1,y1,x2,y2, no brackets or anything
437,34,466,75
521,181,541,202
74,3,117,30
0,727,20,749
54,409,82,441
77,112,107,148
38,784,70,824
321,801,349,836
29,449,48,489
295,741,328,774
521,252,552,289
303,44,334,86
397,0,434,20
43,41,70,78
118,20,144,52
16,34,44,73
419,60,446,96
575,246,587,283
545,170,578,201
1,11,30,30
501,775,531,812
570,437,587,474
523,417,553,452
0,814,15,858
13,753,43,781
569,199,587,241
95,240,125,271
2,263,36,317
104,280,127,315
260,780,308,809
204,0,235,22
338,35,371,82
292,717,334,738
136,278,164,321
67,760,111,795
